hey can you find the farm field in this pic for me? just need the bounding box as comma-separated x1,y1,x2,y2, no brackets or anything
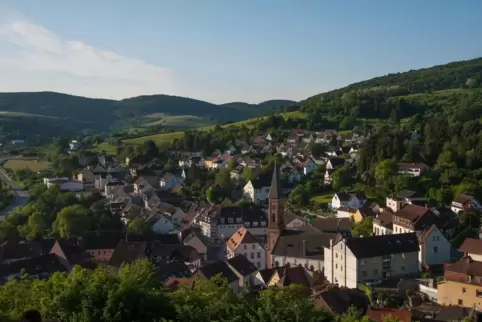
3,159,50,172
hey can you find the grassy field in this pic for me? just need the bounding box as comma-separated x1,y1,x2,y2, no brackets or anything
142,114,215,128
3,159,50,172
310,192,333,204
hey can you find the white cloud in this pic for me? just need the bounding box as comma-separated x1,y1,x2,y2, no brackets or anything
0,10,176,100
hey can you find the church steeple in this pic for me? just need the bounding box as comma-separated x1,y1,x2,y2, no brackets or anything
268,161,282,199
267,162,284,268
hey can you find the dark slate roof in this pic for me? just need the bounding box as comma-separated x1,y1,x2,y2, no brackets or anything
272,228,337,260
0,254,68,283
327,157,345,168
82,231,124,250
226,254,258,277
432,306,475,322
343,233,419,258
396,190,421,199
268,163,282,199
154,261,192,282
258,268,276,284
251,172,272,189
196,260,238,283
0,241,43,262
311,218,353,233
453,194,474,205
278,266,311,287
150,244,200,263
108,240,148,268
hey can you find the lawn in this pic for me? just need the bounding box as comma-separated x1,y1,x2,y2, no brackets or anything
3,159,50,172
310,192,334,204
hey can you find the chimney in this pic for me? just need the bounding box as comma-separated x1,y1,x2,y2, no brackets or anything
302,240,308,256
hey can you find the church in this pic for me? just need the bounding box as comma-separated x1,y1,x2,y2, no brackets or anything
267,164,337,272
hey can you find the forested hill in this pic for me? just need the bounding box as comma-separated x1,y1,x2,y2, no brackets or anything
0,91,295,140
299,57,482,117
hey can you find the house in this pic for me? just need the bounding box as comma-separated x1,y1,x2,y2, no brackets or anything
451,194,482,214
335,206,358,220
281,166,302,183
179,156,205,168
150,243,202,270
11,139,26,146
386,190,427,212
313,282,369,315
311,218,353,237
156,202,186,226
160,173,184,190
330,192,367,210
230,165,244,180
418,224,451,269
396,163,428,177
194,259,241,293
226,227,266,269
148,213,175,234
69,140,82,150
302,157,317,175
324,169,335,185
324,233,420,288
391,204,440,234
284,212,307,230
0,253,68,284
0,240,45,264
438,255,482,310
43,177,83,192
82,231,123,262
195,205,268,241
459,238,482,261
243,174,271,205
373,211,394,236
225,254,259,289
353,204,378,223
326,157,345,170
267,265,316,289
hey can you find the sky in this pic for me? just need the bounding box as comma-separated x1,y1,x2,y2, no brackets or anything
0,1,481,104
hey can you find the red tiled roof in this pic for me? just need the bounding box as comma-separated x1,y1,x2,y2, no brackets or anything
367,308,411,322
226,226,259,252
393,204,430,222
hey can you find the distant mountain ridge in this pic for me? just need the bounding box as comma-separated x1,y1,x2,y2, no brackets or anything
0,91,296,137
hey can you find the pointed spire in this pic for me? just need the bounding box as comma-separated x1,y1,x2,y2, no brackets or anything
269,161,282,199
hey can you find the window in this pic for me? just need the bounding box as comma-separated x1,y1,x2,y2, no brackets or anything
458,299,463,305
463,288,467,294
361,270,367,277
341,266,343,271
433,246,438,253
477,290,482,298
251,253,254,259
341,255,343,260
336,264,338,269
257,252,261,258
252,244,256,250
336,253,338,259
244,245,247,250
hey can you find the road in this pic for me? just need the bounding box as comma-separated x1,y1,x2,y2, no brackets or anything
0,167,29,220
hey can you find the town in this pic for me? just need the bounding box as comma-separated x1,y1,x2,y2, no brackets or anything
1,124,481,321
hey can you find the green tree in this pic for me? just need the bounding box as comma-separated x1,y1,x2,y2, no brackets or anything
374,159,396,188
127,218,150,234
52,205,90,238
352,216,373,237
332,167,351,190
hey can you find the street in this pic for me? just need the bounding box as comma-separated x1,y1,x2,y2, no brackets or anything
0,167,30,220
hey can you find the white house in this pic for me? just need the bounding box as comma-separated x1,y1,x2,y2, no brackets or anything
149,214,175,234
43,177,83,192
324,233,420,288
396,163,428,177
451,194,482,214
418,224,450,269
302,157,317,175
156,202,186,226
160,173,184,190
243,176,271,205
330,192,366,210
226,227,266,269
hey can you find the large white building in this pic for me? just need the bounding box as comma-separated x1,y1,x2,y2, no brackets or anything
324,233,420,289
226,226,266,269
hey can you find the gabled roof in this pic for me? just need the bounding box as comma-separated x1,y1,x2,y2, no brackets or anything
373,211,393,228
82,231,124,250
0,253,68,282
445,256,482,278
226,255,258,277
393,204,430,222
327,157,345,168
343,233,419,258
277,266,311,287
453,194,475,205
108,240,148,268
196,260,238,283
396,190,423,199
226,227,259,252
459,238,482,255
311,218,353,233
272,229,337,260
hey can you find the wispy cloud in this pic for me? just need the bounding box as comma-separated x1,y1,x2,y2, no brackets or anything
0,9,176,100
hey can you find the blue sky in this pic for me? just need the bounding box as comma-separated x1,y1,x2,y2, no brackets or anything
0,0,480,103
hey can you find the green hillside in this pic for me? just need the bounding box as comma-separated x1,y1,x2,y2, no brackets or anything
117,57,482,148
0,91,296,141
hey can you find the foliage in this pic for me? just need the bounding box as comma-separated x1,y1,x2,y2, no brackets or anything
352,217,373,237
52,205,91,238
127,218,150,234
